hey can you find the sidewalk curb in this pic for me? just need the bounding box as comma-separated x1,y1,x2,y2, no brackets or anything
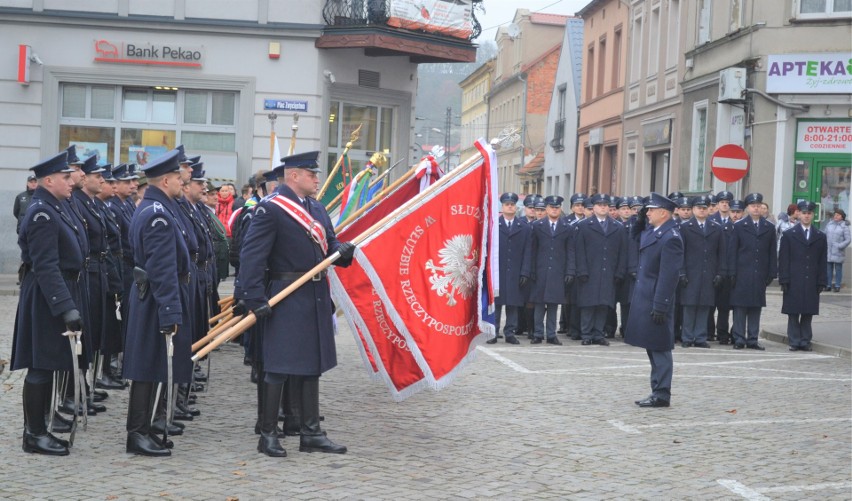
761,329,851,359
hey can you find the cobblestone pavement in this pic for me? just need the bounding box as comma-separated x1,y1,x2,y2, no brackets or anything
0,293,850,500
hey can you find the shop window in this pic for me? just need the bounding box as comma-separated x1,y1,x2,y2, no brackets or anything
62,85,86,118
326,101,395,174
59,125,115,164
211,92,236,126
184,91,208,124
689,101,708,191
152,91,176,123
183,131,236,152
91,87,115,120
121,128,175,165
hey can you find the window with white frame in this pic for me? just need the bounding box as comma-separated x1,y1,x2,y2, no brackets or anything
698,0,712,44
59,83,237,166
729,0,745,32
666,0,681,68
648,6,660,76
798,0,852,18
689,101,709,191
630,13,644,82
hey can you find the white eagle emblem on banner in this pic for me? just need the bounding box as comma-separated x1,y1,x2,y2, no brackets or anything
426,234,478,307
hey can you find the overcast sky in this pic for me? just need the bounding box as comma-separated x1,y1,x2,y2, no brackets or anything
476,0,590,41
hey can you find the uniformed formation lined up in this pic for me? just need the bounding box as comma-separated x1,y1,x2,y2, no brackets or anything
11,144,358,459
491,190,828,405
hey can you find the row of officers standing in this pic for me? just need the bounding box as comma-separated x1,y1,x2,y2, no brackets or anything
12,144,355,458
492,190,828,401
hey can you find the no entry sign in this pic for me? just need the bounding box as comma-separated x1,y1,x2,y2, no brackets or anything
711,144,750,183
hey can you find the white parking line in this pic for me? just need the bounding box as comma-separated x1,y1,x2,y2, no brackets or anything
477,347,532,373
717,478,852,500
608,417,852,435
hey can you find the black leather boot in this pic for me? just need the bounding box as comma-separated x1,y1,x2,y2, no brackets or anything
257,381,287,457
150,390,185,435
42,382,72,434
299,377,346,454
22,381,69,456
125,381,170,457
283,376,302,436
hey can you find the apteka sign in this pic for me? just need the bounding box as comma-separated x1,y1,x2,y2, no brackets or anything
94,39,203,68
766,53,852,94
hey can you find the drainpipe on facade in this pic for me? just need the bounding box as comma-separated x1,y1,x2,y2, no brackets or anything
519,73,527,192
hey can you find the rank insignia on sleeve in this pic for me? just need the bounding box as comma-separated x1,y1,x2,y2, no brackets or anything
32,212,50,222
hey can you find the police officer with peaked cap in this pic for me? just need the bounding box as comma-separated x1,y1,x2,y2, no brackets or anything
235,150,356,457
123,149,193,457
489,192,530,345
12,151,82,455
708,190,735,343
728,193,777,350
778,200,827,351
522,195,571,345
624,193,684,407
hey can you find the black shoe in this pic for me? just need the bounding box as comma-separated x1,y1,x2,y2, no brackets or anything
172,408,194,421
23,430,69,456
530,338,543,344
605,332,615,339
834,287,840,293
96,375,126,390
505,336,520,345
148,432,174,449
48,413,73,434
718,338,730,345
126,431,171,457
557,328,568,334
788,346,799,351
299,433,347,454
800,344,813,351
150,418,184,436
88,401,106,413
733,344,745,350
681,342,693,348
546,337,562,346
570,335,582,341
191,383,205,392
581,339,592,346
93,389,109,401
746,343,765,351
59,399,97,416
486,338,498,344
635,396,670,408
258,432,288,457
594,338,610,346
496,333,504,339
244,356,252,366
694,342,711,348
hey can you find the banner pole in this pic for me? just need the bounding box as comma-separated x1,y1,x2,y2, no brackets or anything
317,124,362,200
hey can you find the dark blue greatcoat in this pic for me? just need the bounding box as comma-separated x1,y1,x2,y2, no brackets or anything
123,186,193,384
12,188,85,372
73,189,110,351
678,217,726,307
574,217,627,308
728,217,777,308
96,196,124,355
617,215,639,303
177,197,209,344
110,195,135,295
521,217,574,304
709,212,735,308
236,184,351,377
624,219,684,352
496,216,531,307
778,225,827,315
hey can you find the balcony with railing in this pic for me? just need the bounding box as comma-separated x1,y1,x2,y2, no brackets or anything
550,118,566,152
316,0,481,63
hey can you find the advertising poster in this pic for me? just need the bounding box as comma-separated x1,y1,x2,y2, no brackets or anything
129,145,167,166
387,0,473,40
69,141,108,165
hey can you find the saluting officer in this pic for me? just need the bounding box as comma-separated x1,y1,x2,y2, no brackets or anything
522,195,572,345
678,195,726,348
13,151,82,455
728,193,777,350
236,151,356,458
123,150,193,457
625,193,683,407
778,200,827,351
489,192,530,345
574,193,627,346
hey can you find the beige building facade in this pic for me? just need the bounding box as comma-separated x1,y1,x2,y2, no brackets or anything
459,60,493,163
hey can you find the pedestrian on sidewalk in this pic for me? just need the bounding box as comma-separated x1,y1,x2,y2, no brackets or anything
824,208,850,292
778,201,827,352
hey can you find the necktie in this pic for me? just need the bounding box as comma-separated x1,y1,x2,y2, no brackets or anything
551,222,556,235
805,228,809,241
601,219,607,232
699,223,705,234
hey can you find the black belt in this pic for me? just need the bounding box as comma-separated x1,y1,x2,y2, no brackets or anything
269,270,327,282
88,252,107,262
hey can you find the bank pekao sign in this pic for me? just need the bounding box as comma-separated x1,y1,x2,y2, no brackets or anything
94,39,203,68
766,53,852,94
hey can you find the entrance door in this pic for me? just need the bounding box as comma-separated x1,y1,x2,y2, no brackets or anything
793,158,851,228
650,151,670,194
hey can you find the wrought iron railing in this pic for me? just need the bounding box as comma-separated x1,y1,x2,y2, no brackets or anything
321,0,483,41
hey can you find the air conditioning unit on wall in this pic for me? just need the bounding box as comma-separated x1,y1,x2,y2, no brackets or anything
719,67,746,102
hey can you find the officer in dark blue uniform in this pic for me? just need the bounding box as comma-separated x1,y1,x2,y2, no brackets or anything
561,193,586,335
708,190,735,343
12,151,82,455
778,201,827,351
614,196,640,337
624,193,683,408
123,150,193,457
521,195,571,345
111,163,137,349
235,151,356,458
95,166,126,389
517,195,537,337
488,192,529,345
728,193,777,350
565,192,587,224
678,195,726,348
574,193,627,346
